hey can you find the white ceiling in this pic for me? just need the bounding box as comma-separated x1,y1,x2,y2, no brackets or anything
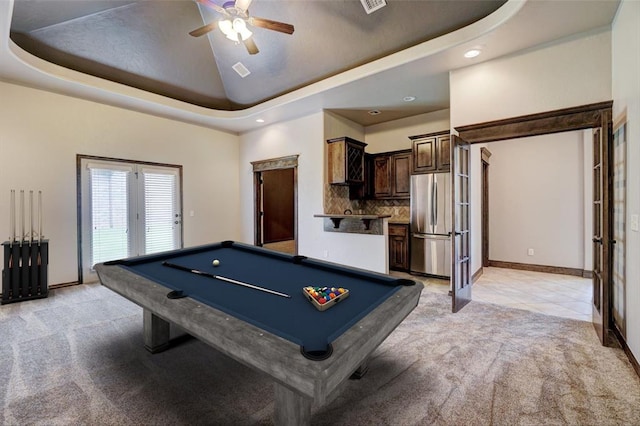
0,0,620,134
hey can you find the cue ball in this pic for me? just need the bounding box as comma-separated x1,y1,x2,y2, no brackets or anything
212,259,220,266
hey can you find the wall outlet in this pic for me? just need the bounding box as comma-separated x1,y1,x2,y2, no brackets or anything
527,248,534,256
631,214,639,232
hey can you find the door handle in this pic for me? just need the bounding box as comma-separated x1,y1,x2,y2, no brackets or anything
592,237,602,244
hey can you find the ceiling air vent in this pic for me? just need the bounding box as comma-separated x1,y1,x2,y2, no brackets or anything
232,62,251,78
360,0,386,14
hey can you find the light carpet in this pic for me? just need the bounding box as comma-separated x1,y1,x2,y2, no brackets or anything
1,283,639,425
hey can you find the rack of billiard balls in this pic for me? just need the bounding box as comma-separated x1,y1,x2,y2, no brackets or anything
303,286,349,311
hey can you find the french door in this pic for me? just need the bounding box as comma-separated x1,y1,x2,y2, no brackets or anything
592,125,612,345
451,135,472,312
79,157,182,282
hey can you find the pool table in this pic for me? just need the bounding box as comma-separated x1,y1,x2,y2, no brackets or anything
95,241,422,425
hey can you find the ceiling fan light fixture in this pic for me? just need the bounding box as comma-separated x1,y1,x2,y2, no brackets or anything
219,17,253,42
234,18,253,41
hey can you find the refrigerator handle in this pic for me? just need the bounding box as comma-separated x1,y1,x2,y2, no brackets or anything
434,180,438,227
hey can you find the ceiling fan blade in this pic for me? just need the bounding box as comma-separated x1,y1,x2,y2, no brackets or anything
235,0,253,13
243,37,259,55
189,22,217,37
196,0,229,16
248,17,294,35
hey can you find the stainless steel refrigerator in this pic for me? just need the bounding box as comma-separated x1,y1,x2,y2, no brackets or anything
410,173,451,277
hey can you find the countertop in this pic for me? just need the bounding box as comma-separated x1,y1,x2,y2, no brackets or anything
314,214,392,219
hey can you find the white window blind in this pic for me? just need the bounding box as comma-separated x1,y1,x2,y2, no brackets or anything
90,167,130,266
143,169,178,254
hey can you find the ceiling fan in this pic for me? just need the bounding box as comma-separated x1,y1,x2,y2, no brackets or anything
189,0,295,55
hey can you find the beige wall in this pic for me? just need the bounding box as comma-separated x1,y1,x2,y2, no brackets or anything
450,29,612,127
612,0,640,365
0,81,241,285
364,109,450,153
485,131,587,270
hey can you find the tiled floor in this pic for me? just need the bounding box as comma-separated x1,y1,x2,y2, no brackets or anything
262,239,296,254
393,266,592,322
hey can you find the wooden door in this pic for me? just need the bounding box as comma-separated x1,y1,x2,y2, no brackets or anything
261,168,295,244
592,126,611,345
451,135,471,312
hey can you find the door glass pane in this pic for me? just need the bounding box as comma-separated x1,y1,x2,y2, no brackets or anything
90,168,129,266
143,171,178,254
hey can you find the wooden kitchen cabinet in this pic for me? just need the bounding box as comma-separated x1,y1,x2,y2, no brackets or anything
389,223,410,271
410,130,450,174
327,137,367,185
371,149,411,199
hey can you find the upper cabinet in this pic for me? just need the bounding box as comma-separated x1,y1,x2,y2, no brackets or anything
327,137,367,185
371,149,411,199
410,131,450,174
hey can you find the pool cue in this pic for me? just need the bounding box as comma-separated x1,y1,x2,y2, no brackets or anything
19,190,23,246
28,190,35,295
20,190,30,297
7,190,15,299
162,261,291,299
36,191,48,295
29,190,33,246
8,190,15,267
38,191,42,246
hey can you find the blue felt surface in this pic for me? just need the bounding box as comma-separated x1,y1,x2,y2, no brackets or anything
119,242,403,353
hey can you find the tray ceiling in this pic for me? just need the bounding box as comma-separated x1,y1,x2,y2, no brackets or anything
9,0,506,112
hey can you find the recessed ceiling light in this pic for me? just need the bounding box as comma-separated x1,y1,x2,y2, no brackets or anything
403,96,416,102
368,110,381,115
464,49,482,59
256,118,265,123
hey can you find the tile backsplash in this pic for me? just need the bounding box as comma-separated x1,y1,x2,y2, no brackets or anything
324,184,410,221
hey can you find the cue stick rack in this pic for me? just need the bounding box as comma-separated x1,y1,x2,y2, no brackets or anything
2,189,49,305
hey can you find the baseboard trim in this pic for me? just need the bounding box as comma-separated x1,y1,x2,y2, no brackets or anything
488,260,585,277
50,281,80,289
612,323,640,378
472,267,484,284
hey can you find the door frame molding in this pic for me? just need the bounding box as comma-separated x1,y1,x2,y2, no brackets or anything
251,155,299,252
480,147,492,269
455,100,614,346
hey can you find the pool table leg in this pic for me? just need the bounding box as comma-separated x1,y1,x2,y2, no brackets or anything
143,309,170,353
273,383,312,426
350,357,370,379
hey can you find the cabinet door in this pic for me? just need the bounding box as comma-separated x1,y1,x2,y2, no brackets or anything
345,141,365,183
373,155,392,198
327,141,346,184
389,224,409,271
392,152,411,198
412,136,437,174
437,135,451,172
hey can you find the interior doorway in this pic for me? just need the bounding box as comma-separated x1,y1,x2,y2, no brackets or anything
457,101,614,347
251,155,298,255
